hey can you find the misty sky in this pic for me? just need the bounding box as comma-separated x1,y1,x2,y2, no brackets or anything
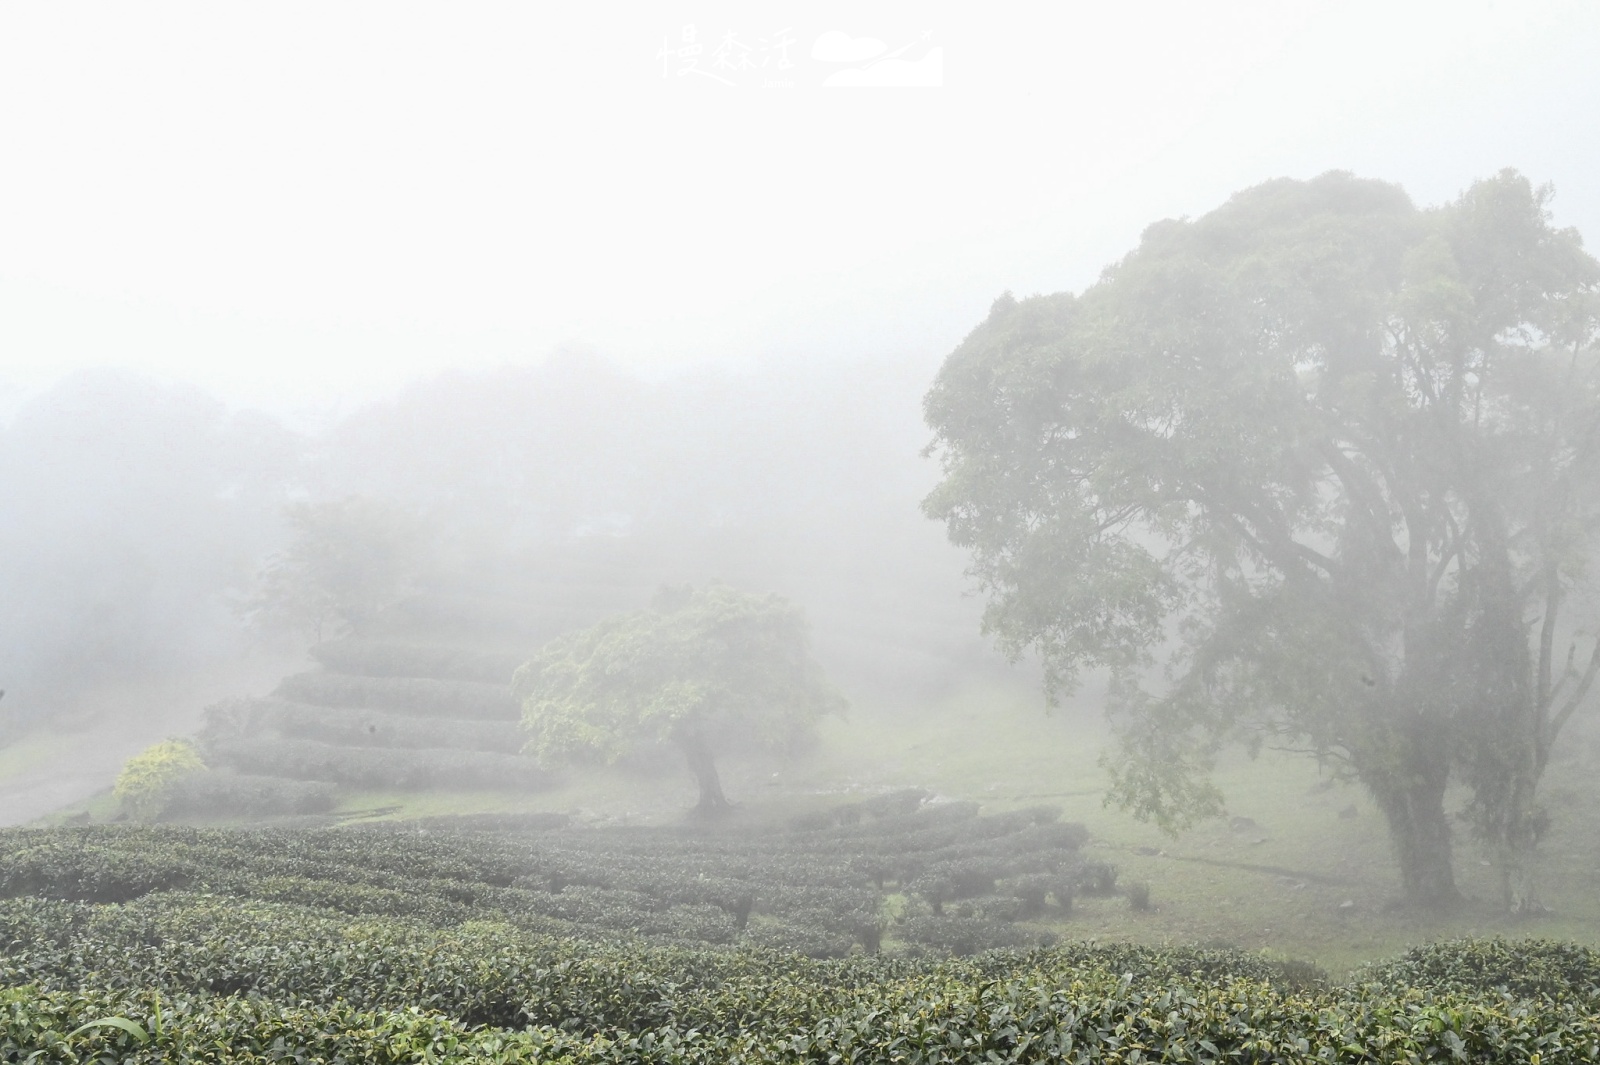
2,1,1597,417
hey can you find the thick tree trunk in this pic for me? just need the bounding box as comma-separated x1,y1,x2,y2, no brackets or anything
1461,513,1550,914
1367,760,1460,908
680,734,731,816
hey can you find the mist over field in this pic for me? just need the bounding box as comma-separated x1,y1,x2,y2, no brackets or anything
5,9,1600,1040
0,351,992,733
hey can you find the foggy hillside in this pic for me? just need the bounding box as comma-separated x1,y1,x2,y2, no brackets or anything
0,348,1003,738
5,15,1600,1059
0,371,300,729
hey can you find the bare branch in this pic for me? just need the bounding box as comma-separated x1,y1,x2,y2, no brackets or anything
1549,636,1600,749
1546,641,1579,710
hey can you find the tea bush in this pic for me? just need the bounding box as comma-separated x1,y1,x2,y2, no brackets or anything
1356,937,1600,1000
206,736,547,789
2,944,1598,1063
274,671,520,719
162,769,338,818
0,801,1083,955
112,739,205,820
231,696,525,752
2,820,1598,1062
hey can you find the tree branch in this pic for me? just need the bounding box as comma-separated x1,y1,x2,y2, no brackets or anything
1315,439,1405,569
1548,636,1600,751
1537,559,1561,714
1428,507,1466,601
1194,485,1340,582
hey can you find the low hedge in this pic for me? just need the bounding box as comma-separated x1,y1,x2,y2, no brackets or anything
162,770,337,818
3,944,1599,1063
2,824,1599,1062
227,697,525,753
272,672,520,720
0,812,1078,957
1356,937,1600,1000
206,737,547,790
310,638,525,683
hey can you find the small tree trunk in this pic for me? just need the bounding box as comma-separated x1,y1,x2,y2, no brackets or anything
1367,761,1460,909
680,734,731,816
1491,774,1548,915
1497,841,1540,915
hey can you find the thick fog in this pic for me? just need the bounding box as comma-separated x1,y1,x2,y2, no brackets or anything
3,4,1597,409
0,373,297,722
0,350,995,737
1,2,1597,751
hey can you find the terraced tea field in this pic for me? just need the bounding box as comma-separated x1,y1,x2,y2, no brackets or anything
4,815,1600,1062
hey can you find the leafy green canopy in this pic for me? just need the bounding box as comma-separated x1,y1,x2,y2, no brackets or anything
924,171,1600,847
514,585,845,767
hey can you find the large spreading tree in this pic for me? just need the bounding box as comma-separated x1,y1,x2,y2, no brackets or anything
514,584,845,815
923,171,1600,909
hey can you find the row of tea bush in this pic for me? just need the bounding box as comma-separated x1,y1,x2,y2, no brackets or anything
3,799,1093,955
3,925,1598,1063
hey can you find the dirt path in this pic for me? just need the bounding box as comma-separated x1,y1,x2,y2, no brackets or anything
0,651,305,826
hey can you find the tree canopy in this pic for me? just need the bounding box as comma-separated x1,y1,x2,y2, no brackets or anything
244,496,428,643
513,584,845,813
923,170,1600,908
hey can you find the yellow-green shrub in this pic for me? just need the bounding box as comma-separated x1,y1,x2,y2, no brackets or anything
112,739,205,820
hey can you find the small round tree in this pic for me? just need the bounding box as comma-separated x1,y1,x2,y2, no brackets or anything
114,738,205,821
514,584,845,815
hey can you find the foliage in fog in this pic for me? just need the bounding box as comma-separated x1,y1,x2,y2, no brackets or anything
0,371,298,718
319,351,989,695
0,351,990,736
243,496,430,641
514,584,846,812
924,170,1600,908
